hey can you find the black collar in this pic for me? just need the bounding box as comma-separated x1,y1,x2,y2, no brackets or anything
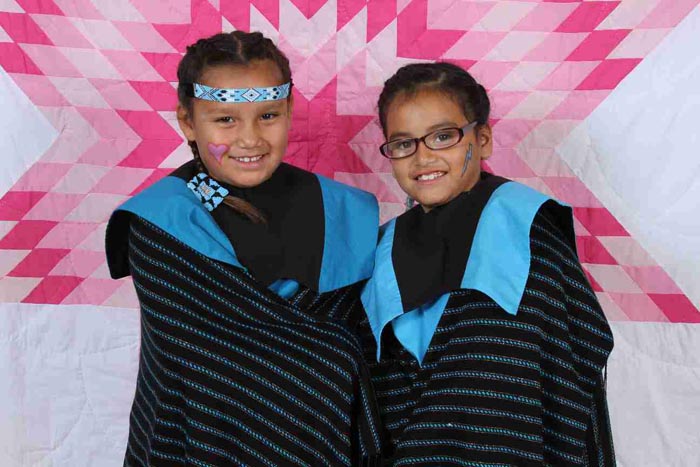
172,161,324,289
392,172,509,311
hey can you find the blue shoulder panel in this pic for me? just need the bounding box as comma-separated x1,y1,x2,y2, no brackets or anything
316,175,379,293
115,176,305,300
461,181,553,316
360,220,402,362
361,181,568,364
115,175,243,269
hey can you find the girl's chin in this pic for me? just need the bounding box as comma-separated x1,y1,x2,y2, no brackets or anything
410,192,454,211
215,166,278,188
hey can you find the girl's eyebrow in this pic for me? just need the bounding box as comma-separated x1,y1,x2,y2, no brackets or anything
389,121,458,140
201,100,286,116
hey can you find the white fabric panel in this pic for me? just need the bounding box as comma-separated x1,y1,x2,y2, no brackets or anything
2,307,699,465
0,304,138,467
608,321,700,466
0,69,58,197
557,7,700,306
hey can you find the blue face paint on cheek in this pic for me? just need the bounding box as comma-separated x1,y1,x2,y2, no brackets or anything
461,143,473,177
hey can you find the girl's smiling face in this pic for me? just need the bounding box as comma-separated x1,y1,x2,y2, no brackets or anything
178,60,292,188
384,89,492,212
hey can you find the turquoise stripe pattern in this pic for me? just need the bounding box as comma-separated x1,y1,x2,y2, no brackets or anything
352,208,615,466
121,217,383,466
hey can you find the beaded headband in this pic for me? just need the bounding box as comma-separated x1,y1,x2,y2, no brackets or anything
187,82,291,103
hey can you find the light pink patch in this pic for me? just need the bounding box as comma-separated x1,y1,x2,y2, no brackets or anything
484,32,548,62
608,292,669,323
63,193,128,223
623,266,685,295
207,143,229,164
524,32,588,62
23,193,86,222
537,61,600,91
80,139,141,167
584,264,642,295
514,2,579,32
547,90,609,120
75,108,139,140
11,163,72,192
0,277,42,302
52,0,104,19
594,292,630,322
597,237,656,267
7,73,68,106
444,31,507,61
50,249,105,277
19,43,82,77
133,0,191,24
91,166,153,195
638,0,700,29
487,148,536,179
112,21,177,53
541,176,603,208
75,223,108,251
101,49,163,82
609,28,670,59
427,0,492,31
36,222,100,249
38,108,101,164
0,250,31,277
59,47,123,80
467,60,518,89
103,279,140,308
61,278,123,305
90,79,152,111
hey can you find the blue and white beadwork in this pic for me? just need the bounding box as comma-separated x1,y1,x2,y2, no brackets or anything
187,173,229,212
193,82,291,103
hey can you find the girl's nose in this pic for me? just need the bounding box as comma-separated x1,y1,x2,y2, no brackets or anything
235,121,262,148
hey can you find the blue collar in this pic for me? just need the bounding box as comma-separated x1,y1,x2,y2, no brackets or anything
361,181,570,364
110,173,378,298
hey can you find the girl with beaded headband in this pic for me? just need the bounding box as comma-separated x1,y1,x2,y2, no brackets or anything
105,31,383,466
351,62,616,465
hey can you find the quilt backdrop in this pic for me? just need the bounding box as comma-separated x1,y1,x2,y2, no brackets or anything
1,0,699,465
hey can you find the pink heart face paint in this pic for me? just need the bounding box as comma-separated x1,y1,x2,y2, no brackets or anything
207,143,229,164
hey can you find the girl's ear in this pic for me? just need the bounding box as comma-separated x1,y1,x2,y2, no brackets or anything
177,104,196,142
476,123,493,160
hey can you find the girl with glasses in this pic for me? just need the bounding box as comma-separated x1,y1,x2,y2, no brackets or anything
355,62,616,465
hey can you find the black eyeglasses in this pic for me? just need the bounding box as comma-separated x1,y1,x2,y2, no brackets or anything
379,121,479,159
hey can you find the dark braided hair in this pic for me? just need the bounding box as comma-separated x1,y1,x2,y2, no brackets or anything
177,31,293,224
377,62,490,136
